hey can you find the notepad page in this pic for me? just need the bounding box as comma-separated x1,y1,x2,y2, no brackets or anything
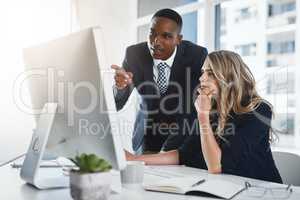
190,179,244,199
144,177,201,193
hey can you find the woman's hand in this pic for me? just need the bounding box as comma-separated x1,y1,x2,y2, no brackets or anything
194,87,213,125
195,88,222,174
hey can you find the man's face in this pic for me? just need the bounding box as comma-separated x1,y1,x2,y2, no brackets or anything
148,17,182,60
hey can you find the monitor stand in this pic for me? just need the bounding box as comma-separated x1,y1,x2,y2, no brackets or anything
20,103,122,193
20,103,69,189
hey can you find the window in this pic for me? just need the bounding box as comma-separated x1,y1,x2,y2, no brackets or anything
235,43,256,57
138,0,197,17
220,8,226,26
266,72,295,94
235,6,257,22
273,114,295,135
268,1,296,17
287,16,296,24
267,40,295,54
181,11,198,43
216,0,299,152
288,99,295,107
266,59,277,67
220,8,227,36
240,8,251,18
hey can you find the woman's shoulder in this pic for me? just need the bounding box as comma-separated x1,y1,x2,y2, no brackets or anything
254,100,272,113
252,100,272,118
224,101,273,139
231,100,272,124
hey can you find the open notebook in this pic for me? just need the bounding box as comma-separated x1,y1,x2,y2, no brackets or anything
143,177,245,199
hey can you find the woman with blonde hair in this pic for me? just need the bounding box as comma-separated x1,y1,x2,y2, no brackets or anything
126,50,282,183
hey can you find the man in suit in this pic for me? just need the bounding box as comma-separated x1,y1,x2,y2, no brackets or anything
112,8,207,154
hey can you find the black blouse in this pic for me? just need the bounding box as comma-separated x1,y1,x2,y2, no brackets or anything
178,102,282,183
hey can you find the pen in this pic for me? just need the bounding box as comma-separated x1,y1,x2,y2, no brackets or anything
191,179,205,187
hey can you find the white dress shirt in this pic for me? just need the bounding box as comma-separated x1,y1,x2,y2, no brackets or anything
152,47,177,85
113,46,177,97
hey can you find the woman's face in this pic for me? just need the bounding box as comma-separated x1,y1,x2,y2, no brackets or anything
199,65,219,97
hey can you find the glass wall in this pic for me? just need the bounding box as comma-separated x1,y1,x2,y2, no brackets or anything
216,0,299,151
181,11,198,43
138,0,197,17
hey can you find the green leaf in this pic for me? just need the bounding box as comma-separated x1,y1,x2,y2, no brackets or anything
69,153,112,173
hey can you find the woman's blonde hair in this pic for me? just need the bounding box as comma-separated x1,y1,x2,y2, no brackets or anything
204,50,270,137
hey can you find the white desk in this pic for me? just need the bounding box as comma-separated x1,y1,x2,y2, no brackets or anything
1,164,299,200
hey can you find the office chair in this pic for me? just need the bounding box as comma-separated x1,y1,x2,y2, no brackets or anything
272,151,300,186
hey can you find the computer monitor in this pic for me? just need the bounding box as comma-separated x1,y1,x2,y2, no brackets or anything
20,27,126,189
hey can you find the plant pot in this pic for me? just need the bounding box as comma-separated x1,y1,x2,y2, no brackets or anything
69,170,112,200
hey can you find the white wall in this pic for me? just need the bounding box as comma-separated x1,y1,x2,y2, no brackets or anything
0,0,72,161
75,0,137,64
75,0,139,151
0,0,139,163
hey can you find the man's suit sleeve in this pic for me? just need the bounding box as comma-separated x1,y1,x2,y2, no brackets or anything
114,47,135,111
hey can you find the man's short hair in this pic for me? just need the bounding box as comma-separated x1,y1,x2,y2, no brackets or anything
152,8,183,33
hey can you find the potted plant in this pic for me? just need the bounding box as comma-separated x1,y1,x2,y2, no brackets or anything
69,153,112,200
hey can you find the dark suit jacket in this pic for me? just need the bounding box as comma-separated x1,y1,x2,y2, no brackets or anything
115,40,207,152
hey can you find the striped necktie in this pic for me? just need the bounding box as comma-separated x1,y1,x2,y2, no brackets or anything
156,62,168,94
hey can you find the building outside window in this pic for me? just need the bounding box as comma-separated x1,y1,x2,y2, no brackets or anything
217,0,299,151
266,71,295,94
138,0,198,18
235,43,256,56
268,1,296,17
267,40,295,54
235,6,257,22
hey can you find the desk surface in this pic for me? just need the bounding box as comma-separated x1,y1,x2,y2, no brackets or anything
1,164,299,200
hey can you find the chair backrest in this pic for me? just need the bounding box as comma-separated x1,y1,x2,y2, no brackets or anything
272,151,300,186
